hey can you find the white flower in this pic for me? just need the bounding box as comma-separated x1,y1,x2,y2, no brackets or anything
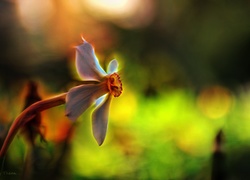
66,39,122,145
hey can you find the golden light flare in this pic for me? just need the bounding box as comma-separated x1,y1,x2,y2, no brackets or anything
110,85,137,125
85,0,132,15
15,0,54,32
84,0,156,28
197,85,234,119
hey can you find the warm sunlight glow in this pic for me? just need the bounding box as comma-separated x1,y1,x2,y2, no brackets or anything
16,0,54,32
84,0,155,28
197,86,233,119
110,86,137,125
85,0,135,16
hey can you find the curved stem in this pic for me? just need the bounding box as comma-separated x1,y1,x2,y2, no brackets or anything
0,93,67,157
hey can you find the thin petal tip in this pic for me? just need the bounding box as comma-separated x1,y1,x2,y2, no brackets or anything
95,137,105,146
81,35,86,42
107,59,119,74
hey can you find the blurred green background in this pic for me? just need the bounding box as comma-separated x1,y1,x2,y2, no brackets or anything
1,0,250,179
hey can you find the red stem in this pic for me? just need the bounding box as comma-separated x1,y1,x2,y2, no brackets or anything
0,93,67,157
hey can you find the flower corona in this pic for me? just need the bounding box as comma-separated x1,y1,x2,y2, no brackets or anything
107,73,122,97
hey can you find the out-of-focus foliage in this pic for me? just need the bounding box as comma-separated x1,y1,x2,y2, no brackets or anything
1,0,250,179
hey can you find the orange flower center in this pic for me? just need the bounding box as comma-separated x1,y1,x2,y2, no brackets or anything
107,73,122,97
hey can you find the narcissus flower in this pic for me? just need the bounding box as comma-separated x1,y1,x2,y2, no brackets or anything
66,39,122,145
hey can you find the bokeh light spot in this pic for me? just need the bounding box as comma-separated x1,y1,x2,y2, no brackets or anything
84,0,155,28
197,85,233,119
175,124,213,156
110,85,137,125
16,0,54,32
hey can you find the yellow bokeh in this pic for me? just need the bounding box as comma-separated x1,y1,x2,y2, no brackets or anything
175,123,213,156
109,84,137,125
197,85,234,119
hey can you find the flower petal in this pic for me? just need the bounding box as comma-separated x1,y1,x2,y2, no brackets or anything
95,94,107,107
76,40,107,80
92,94,112,145
66,84,107,121
107,59,118,74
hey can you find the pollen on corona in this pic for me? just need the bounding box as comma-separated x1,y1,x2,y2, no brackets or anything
107,73,122,97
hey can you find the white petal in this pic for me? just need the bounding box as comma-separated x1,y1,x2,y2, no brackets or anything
76,40,107,81
66,84,107,121
107,59,118,74
95,94,107,107
92,94,112,145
